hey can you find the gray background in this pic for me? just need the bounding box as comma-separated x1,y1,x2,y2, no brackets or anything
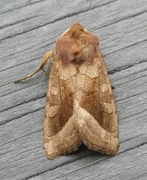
0,0,147,179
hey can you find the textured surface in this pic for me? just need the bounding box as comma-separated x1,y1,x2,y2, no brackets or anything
0,0,147,179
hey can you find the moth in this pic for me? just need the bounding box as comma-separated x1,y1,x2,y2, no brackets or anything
15,23,119,159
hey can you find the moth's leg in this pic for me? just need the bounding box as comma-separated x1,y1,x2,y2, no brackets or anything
74,99,119,155
14,50,54,83
44,115,81,159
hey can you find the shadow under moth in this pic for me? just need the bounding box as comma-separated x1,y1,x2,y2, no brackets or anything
15,23,119,159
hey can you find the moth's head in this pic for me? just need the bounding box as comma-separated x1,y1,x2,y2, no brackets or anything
55,23,99,65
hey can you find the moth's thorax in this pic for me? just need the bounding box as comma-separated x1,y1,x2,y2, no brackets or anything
55,23,99,66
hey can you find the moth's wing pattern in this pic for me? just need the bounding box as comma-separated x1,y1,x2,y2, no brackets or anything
75,55,119,155
99,53,119,135
43,60,61,138
43,58,81,159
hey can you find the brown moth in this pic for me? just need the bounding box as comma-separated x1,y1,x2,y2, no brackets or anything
15,23,119,159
